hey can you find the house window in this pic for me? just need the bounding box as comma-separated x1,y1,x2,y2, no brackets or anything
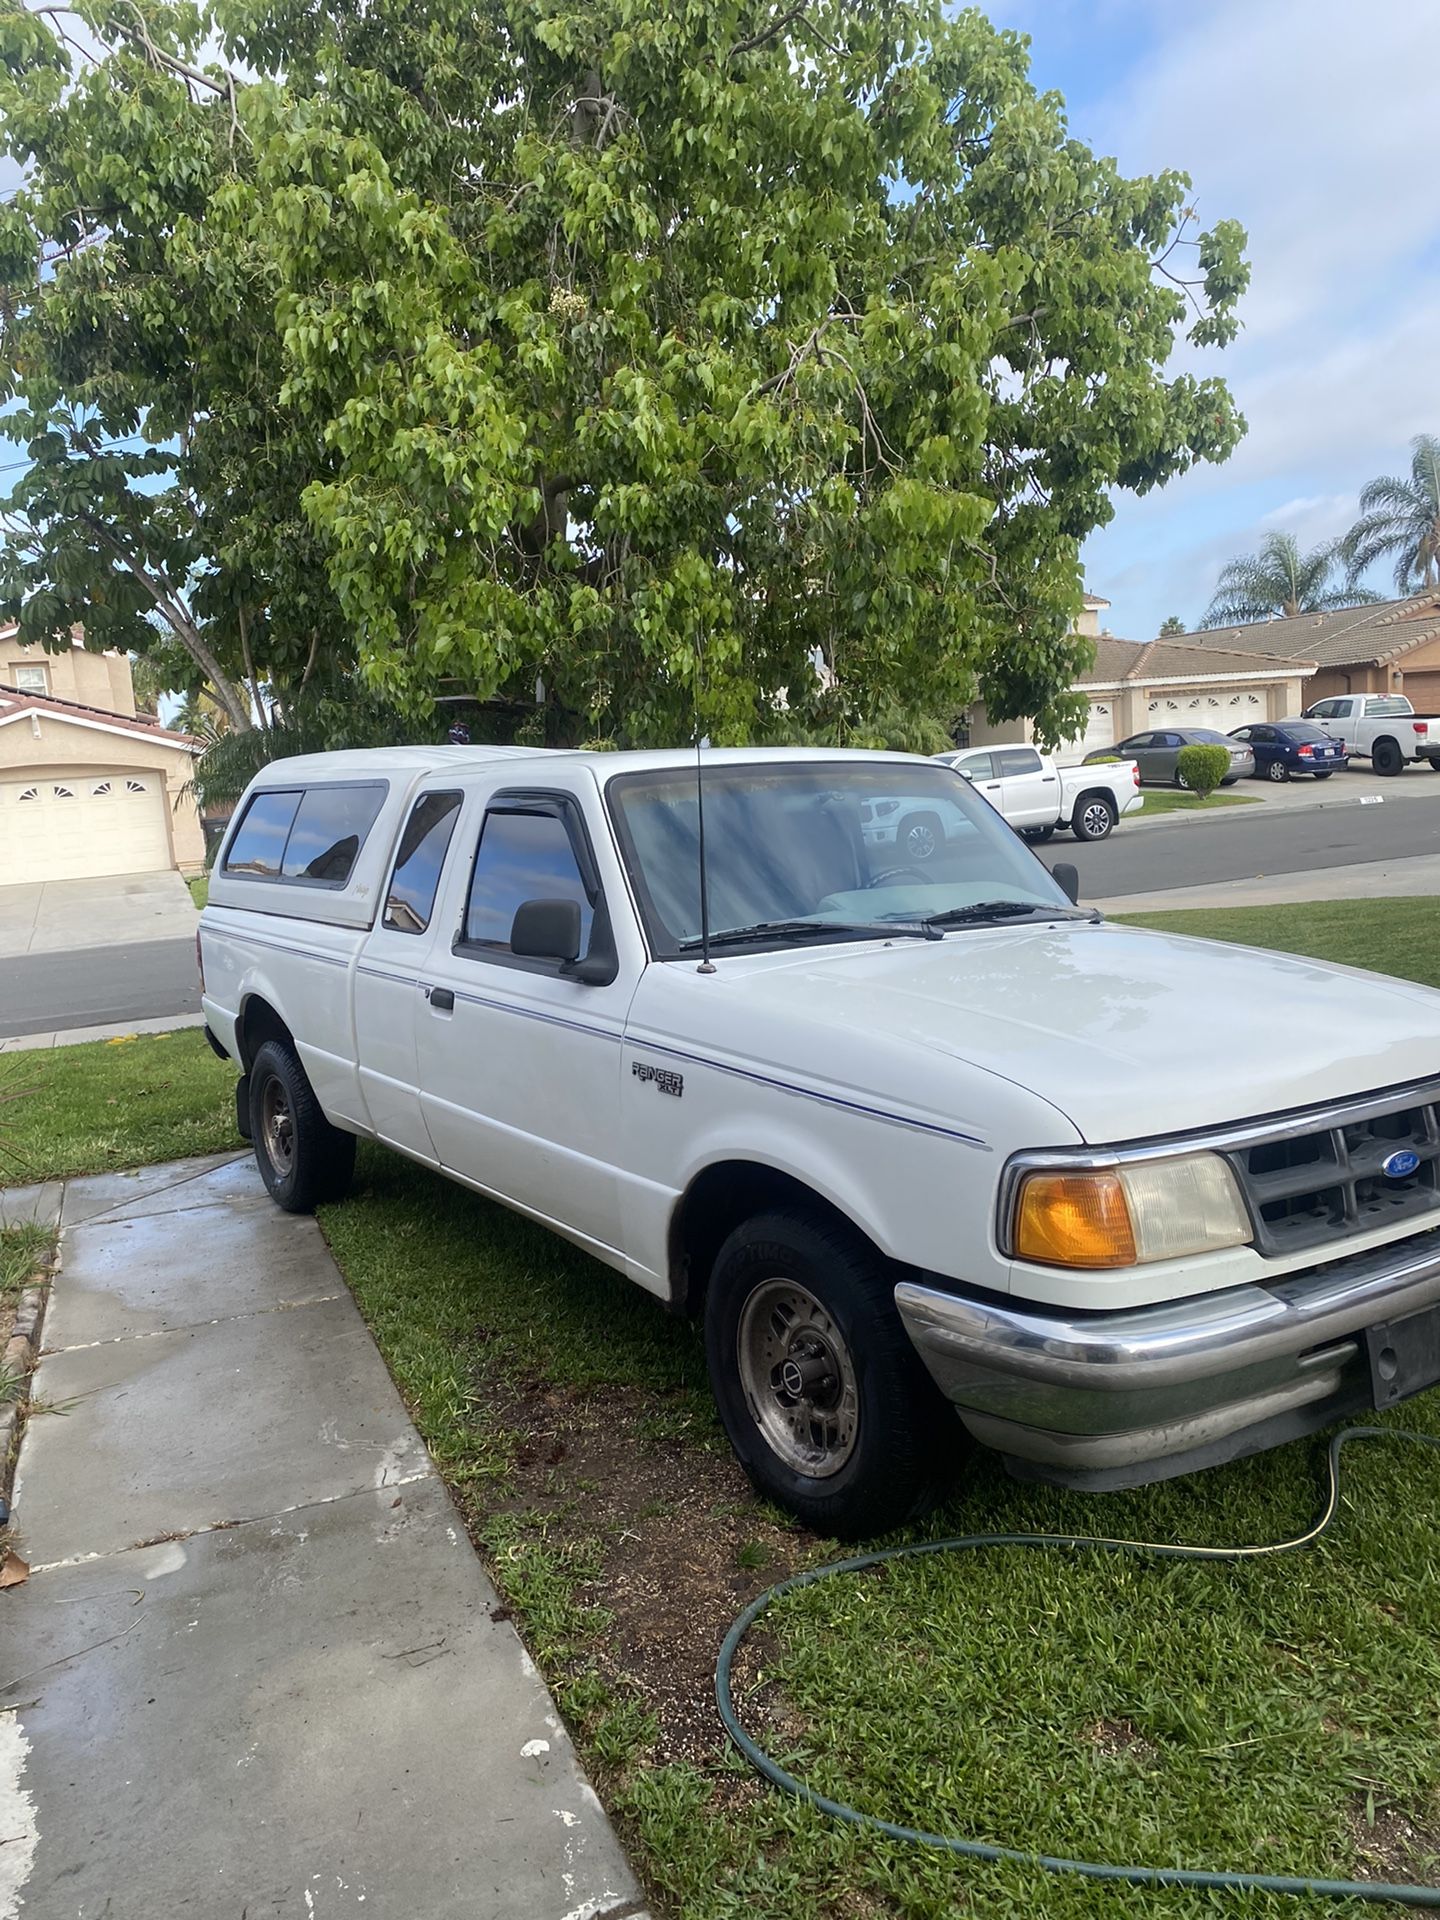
12,663,48,695
52,785,75,799
92,781,112,797
125,779,148,794
17,787,38,802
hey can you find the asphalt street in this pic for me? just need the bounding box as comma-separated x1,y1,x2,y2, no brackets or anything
0,935,200,1038
1064,790,1440,899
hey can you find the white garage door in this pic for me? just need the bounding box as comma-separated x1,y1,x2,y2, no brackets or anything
1056,698,1113,765
0,773,171,885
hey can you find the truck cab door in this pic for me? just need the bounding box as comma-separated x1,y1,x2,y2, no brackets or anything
411,775,641,1260
353,788,465,1163
996,747,1053,826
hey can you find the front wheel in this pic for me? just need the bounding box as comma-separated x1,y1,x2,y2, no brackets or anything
1265,759,1289,782
249,1038,356,1214
704,1209,956,1537
1071,793,1117,842
898,811,943,863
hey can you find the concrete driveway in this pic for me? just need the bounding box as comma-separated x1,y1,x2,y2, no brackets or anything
0,870,198,959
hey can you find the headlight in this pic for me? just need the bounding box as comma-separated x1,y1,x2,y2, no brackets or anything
1012,1153,1250,1269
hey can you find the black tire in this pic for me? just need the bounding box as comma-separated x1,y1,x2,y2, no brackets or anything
1175,767,1191,790
704,1208,957,1538
1022,823,1057,843
1373,737,1404,776
1265,759,1289,783
898,810,943,863
1071,792,1116,842
248,1038,356,1214
1429,758,1440,774
1313,770,1333,780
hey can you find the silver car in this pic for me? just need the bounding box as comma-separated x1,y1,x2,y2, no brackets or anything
1084,727,1254,787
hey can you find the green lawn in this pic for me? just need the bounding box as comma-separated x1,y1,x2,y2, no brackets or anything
1130,787,1258,818
1118,897,1440,988
7,906,1440,1917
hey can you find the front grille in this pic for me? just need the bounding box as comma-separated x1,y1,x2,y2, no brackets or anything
1227,1093,1440,1256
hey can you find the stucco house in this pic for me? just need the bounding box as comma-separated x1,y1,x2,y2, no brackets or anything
1188,591,1440,709
963,594,1316,763
0,627,204,886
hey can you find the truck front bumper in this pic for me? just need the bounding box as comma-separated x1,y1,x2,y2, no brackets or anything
895,1226,1440,1489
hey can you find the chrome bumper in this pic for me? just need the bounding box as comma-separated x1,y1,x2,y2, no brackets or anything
895,1227,1440,1488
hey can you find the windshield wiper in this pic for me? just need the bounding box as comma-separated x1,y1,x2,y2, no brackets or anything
677,917,941,952
922,900,1091,930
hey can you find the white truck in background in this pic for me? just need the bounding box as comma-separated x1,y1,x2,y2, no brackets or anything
1303,694,1440,775
933,743,1143,842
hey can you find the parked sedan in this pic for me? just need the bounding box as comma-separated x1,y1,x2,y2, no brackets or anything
1229,721,1348,783
1084,727,1254,787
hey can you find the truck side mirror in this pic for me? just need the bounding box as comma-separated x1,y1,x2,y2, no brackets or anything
1052,862,1080,906
511,898,582,963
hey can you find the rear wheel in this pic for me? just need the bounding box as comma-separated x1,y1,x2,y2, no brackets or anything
1072,793,1116,842
704,1208,957,1537
1373,738,1404,776
249,1038,355,1214
1313,770,1333,780
1022,823,1057,843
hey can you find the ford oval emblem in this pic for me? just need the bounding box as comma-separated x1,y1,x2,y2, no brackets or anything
1383,1149,1421,1179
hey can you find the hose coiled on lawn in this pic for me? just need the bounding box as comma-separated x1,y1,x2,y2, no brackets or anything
716,1425,1440,1907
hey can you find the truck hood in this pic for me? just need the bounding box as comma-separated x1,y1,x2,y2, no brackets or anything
716,920,1440,1144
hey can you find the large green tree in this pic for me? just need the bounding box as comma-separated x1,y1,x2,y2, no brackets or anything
1342,433,1440,596
1202,530,1381,628
1,0,1249,748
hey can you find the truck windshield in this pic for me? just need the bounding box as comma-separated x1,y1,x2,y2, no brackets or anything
607,760,1074,957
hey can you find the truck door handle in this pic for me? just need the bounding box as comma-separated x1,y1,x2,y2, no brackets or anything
426,986,455,1012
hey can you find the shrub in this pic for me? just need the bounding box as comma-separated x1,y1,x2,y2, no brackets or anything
1175,742,1232,798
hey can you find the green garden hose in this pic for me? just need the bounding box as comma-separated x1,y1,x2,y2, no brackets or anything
715,1425,1440,1908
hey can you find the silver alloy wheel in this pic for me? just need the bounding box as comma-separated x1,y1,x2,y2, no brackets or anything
1081,800,1111,838
906,822,937,861
260,1076,294,1175
736,1278,860,1478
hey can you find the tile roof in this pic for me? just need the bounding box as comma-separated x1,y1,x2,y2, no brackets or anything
1186,592,1440,669
0,685,198,747
1077,636,1316,687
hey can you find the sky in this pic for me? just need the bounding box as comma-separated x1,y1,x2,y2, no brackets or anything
990,0,1440,640
5,0,1437,649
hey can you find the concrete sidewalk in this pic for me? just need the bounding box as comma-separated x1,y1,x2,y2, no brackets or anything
0,871,198,959
0,1154,648,1920
1097,851,1440,915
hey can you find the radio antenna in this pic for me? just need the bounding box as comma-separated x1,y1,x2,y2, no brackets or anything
693,655,715,975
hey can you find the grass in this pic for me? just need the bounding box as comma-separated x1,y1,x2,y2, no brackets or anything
8,902,1440,1917
1130,787,1259,818
1,1221,57,1405
0,1031,234,1186
185,873,209,909
1117,897,1440,988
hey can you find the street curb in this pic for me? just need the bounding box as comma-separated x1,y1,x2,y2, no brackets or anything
0,1013,204,1053
1118,785,1432,833
1,1245,57,1506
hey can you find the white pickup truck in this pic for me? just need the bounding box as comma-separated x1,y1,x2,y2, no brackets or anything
1304,693,1440,775
201,745,1440,1537
933,743,1143,842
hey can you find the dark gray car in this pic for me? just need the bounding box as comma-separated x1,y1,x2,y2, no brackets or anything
1084,727,1255,787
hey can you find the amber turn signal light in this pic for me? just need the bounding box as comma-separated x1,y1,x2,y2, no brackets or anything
1013,1171,1138,1269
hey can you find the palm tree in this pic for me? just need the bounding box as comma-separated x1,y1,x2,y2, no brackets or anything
1158,614,1187,636
1342,434,1440,594
1202,531,1382,628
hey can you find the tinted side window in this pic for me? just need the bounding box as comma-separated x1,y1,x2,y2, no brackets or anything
384,792,462,933
1249,726,1273,743
997,748,1043,776
1120,734,1151,751
1308,700,1339,718
223,790,302,877
462,810,594,953
279,784,386,885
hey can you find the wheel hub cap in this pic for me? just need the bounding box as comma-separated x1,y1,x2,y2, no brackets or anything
737,1280,860,1478
261,1080,294,1174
